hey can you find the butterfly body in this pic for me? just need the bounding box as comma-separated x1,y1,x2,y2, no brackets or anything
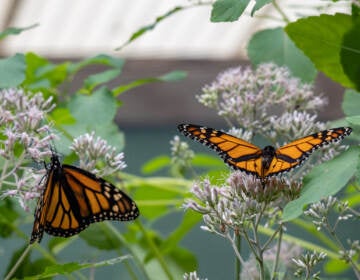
178,124,352,180
30,154,139,243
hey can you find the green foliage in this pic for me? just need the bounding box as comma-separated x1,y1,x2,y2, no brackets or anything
342,89,360,117
0,54,26,87
0,24,38,40
116,6,184,51
113,70,187,96
0,199,19,238
341,19,360,91
23,257,130,280
285,13,355,89
211,0,250,22
282,147,359,221
248,27,317,82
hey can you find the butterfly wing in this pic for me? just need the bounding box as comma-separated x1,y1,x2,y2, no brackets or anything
30,157,139,243
178,124,264,177
264,127,352,177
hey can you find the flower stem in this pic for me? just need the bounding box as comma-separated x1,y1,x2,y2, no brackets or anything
4,243,32,280
235,234,241,280
136,220,174,280
271,224,283,280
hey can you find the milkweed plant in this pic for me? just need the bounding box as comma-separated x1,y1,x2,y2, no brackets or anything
175,63,359,280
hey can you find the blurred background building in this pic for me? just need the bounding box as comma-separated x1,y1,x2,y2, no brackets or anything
0,0,350,127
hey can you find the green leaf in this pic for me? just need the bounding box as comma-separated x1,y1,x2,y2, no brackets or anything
79,223,122,250
285,13,354,88
282,147,358,221
324,258,350,274
211,0,250,22
141,156,171,175
0,199,19,238
0,53,26,87
248,27,317,82
161,211,201,253
113,70,187,96
84,69,121,91
23,52,69,92
50,107,76,125
23,256,130,279
192,153,225,168
342,89,360,117
116,6,184,50
64,87,124,149
346,115,360,126
125,176,190,220
251,0,271,16
68,54,125,74
0,24,38,40
340,19,360,91
67,87,116,124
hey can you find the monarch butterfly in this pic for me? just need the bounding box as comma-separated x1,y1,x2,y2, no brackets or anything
178,124,352,181
30,153,139,243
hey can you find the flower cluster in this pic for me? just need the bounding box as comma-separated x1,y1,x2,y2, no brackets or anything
170,135,194,166
185,172,302,236
0,88,57,210
71,131,127,176
197,63,327,135
292,251,327,279
178,62,354,279
183,271,207,280
195,63,346,181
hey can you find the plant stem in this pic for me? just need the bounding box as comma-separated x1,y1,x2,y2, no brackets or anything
106,222,151,280
136,220,174,280
272,0,291,23
235,234,241,280
271,224,283,280
4,243,32,280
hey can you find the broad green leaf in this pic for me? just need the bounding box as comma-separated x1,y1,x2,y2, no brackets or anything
346,115,360,126
192,154,225,168
161,211,201,253
340,19,360,91
23,256,130,279
251,0,271,16
50,107,76,125
48,237,76,255
113,70,186,96
285,13,354,88
324,258,350,274
141,155,171,175
167,246,198,272
115,6,183,50
211,0,250,22
342,89,360,117
67,87,116,126
23,53,68,93
84,69,121,91
0,199,19,238
65,87,124,149
282,147,358,221
79,223,122,250
248,28,316,82
0,53,26,87
133,182,184,219
0,24,38,40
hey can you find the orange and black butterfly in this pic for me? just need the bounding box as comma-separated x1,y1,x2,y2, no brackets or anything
30,153,139,243
178,124,352,181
